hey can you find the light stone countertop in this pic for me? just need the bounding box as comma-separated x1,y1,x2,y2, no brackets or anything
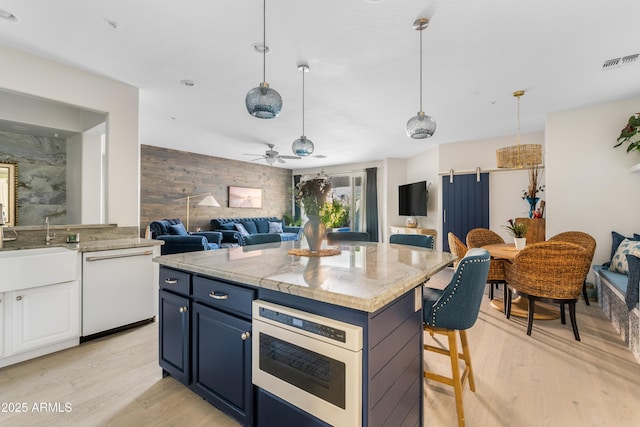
0,238,162,253
154,241,456,313
78,238,162,252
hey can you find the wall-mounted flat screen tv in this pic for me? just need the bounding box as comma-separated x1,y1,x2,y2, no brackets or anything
399,180,428,216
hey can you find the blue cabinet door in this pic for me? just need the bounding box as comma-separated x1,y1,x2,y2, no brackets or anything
159,290,190,384
442,173,489,252
192,302,252,426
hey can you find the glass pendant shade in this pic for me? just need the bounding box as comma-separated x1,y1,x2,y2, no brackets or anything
406,18,436,139
292,135,314,156
245,0,281,119
246,82,282,119
406,111,436,139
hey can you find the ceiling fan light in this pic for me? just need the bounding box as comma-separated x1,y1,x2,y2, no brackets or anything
266,156,276,165
292,135,314,157
406,111,436,139
246,82,282,119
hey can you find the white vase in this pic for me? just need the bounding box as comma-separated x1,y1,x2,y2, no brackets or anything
514,237,526,250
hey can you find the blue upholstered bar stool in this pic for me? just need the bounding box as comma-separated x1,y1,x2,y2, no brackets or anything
326,231,369,243
422,248,490,427
389,233,434,249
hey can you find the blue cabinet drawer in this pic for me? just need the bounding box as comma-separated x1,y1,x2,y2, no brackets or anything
160,267,191,296
193,276,254,318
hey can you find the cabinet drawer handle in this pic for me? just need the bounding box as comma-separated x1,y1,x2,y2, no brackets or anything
16,296,22,301
241,332,251,341
164,278,178,284
209,292,229,300
179,306,188,313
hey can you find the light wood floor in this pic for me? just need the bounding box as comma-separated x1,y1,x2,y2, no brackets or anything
0,268,639,427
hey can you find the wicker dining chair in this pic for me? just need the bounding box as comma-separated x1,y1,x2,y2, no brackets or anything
504,241,591,341
548,231,596,305
448,232,468,269
466,228,506,300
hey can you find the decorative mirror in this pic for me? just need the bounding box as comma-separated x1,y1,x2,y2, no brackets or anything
0,161,17,226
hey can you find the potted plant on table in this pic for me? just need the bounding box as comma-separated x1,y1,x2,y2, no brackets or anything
503,218,528,250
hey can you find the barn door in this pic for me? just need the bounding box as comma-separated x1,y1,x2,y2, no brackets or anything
442,172,490,252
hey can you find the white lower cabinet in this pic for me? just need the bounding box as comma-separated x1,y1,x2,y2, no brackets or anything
1,281,80,367
9,281,80,354
0,292,4,358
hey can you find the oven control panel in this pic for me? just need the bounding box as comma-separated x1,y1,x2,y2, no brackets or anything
253,300,363,351
259,306,346,343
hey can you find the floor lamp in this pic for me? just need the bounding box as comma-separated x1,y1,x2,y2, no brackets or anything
174,193,220,231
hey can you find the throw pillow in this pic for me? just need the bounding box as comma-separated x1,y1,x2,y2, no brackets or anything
168,223,189,236
240,220,258,235
609,231,639,264
255,219,270,234
219,222,237,231
610,239,640,274
268,221,283,234
625,254,640,310
234,223,250,237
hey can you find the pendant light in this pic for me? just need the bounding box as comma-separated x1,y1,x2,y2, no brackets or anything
496,90,542,169
291,64,314,157
245,0,282,119
406,18,436,139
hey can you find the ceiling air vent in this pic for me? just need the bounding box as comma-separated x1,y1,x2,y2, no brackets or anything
602,53,639,70
602,58,620,69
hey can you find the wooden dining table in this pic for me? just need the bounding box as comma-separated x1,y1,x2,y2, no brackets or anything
481,243,560,320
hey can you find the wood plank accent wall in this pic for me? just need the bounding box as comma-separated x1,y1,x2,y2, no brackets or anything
140,145,293,234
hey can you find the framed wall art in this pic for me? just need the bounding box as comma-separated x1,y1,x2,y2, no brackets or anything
229,186,262,208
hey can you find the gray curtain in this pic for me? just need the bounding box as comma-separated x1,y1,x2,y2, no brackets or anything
293,174,301,221
365,167,379,242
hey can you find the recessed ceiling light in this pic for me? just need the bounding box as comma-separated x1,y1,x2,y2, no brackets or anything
0,8,20,22
180,80,196,87
251,43,270,54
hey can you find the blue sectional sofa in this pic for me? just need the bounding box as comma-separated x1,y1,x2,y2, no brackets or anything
210,216,302,246
149,218,223,255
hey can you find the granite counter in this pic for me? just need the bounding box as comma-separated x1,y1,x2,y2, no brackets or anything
153,240,455,313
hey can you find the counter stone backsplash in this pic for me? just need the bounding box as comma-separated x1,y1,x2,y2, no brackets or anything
0,225,138,250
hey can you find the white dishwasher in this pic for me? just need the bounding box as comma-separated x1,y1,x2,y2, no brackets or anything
81,246,159,340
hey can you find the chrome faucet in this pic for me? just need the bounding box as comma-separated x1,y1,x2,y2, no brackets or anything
45,217,55,245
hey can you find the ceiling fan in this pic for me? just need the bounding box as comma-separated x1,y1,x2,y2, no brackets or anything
244,143,301,165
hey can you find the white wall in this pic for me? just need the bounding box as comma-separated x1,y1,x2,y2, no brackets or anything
546,97,640,267
405,132,546,248
0,44,139,227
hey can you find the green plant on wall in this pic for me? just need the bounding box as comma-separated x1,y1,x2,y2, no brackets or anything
320,199,350,228
615,113,640,153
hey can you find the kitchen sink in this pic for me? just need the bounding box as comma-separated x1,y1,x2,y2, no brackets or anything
0,246,79,292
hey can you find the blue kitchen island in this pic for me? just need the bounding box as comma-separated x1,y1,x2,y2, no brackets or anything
153,241,455,427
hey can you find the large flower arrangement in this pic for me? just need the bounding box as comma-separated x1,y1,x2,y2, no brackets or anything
521,164,545,200
615,113,640,153
293,175,332,216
